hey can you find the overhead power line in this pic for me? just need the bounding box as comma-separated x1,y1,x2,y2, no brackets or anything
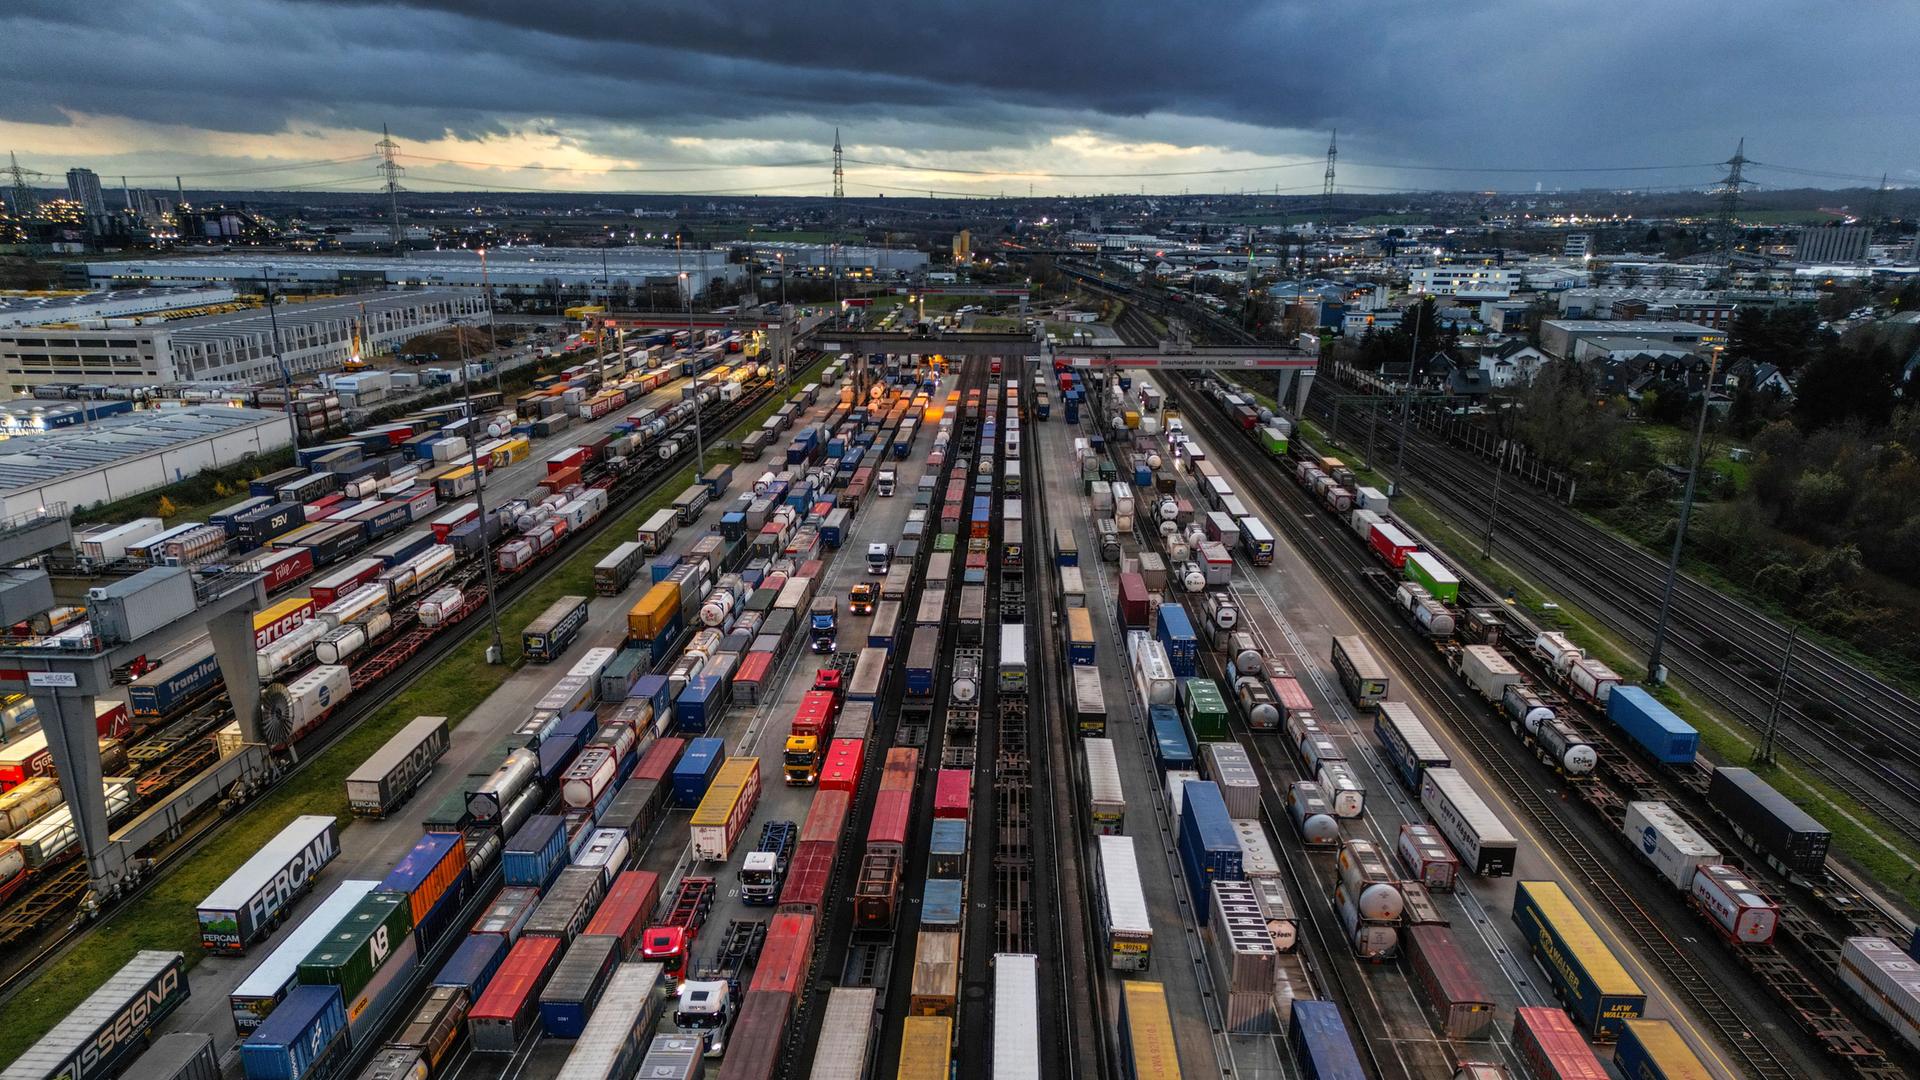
401,152,830,173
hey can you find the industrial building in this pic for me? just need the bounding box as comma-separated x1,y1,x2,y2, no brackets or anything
0,405,292,517
0,290,484,396
0,286,238,328
1538,318,1725,361
70,247,746,301
1794,225,1872,264
742,240,930,279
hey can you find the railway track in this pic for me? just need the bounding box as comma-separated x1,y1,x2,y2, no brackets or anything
1165,374,1808,1080
1309,387,1920,859
0,365,815,1007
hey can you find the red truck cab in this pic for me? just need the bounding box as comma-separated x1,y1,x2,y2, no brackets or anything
641,876,715,983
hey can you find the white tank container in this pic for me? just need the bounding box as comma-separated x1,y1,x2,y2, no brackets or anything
1691,863,1779,944
1624,801,1719,890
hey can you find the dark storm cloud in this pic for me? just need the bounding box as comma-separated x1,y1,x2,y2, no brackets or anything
5,0,1916,188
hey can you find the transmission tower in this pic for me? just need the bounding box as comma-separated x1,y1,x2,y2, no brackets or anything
376,124,406,257
1866,173,1889,240
4,153,42,248
1714,138,1750,278
831,129,845,307
1321,130,1337,231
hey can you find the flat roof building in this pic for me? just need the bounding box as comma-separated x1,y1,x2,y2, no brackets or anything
0,405,292,518
71,247,745,300
0,290,484,396
741,241,929,278
0,286,239,328
1539,318,1725,361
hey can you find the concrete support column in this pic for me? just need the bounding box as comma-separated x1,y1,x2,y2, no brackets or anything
1293,370,1316,416
1274,371,1297,415
31,688,126,897
209,608,264,744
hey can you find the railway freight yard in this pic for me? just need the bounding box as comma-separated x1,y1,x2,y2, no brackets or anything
1,309,1918,1080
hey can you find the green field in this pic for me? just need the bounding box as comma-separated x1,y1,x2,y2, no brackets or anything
0,370,813,1070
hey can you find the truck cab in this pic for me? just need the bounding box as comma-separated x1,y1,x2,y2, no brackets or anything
808,597,839,654
738,820,796,904
783,690,839,785
866,542,891,575
848,581,878,616
676,918,767,1057
876,468,897,496
673,981,734,1058
641,876,716,985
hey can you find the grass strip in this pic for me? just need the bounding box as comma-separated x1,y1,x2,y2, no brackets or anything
1310,417,1920,910
0,373,806,1067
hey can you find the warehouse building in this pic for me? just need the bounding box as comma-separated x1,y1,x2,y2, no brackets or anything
0,291,484,397
0,286,239,328
69,247,744,302
742,241,929,279
1538,319,1725,361
0,406,292,518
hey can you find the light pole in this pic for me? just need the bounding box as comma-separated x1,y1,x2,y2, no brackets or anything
454,317,506,664
1390,300,1422,496
263,265,299,455
679,270,706,474
479,246,500,393
777,252,786,308
1646,350,1721,684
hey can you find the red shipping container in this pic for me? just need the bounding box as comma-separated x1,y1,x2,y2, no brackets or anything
0,737,54,787
723,990,792,1080
748,912,817,996
780,839,838,917
583,869,661,958
1271,677,1313,717
820,739,865,794
431,504,479,542
1512,1007,1610,1080
253,547,315,593
792,692,837,739
866,791,911,858
94,701,130,740
1368,522,1418,569
469,934,563,1052
253,597,317,650
797,559,824,580
932,769,971,821
1117,572,1150,629
544,464,584,492
309,557,384,606
733,651,774,704
632,736,686,782
547,447,590,476
1405,924,1494,1039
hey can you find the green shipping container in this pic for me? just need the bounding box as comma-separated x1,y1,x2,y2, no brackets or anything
933,532,956,553
1403,551,1460,603
297,892,415,1002
1258,425,1289,455
1181,678,1231,741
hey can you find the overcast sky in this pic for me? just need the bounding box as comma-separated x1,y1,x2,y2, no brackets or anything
4,0,1914,200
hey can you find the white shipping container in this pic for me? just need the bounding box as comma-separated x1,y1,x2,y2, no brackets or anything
1206,742,1262,820
1839,937,1920,1053
1166,770,1200,823
1231,818,1283,881
1623,801,1720,891
1458,644,1521,701
1084,738,1126,833
1419,767,1519,876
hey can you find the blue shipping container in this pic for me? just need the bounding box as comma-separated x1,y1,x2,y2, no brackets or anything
1155,605,1199,679
671,738,725,805
921,879,964,928
1289,1000,1365,1080
649,554,680,584
130,643,222,716
549,710,598,750
407,871,470,954
1149,705,1194,771
536,738,574,786
537,935,620,1039
1176,781,1242,924
241,984,349,1080
675,676,730,734
630,674,672,728
433,932,506,1000
1605,686,1700,764
502,815,569,890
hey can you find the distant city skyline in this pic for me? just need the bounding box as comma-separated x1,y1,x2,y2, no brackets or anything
3,1,1916,198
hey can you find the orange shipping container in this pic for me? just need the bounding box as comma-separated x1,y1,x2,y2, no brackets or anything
627,581,679,640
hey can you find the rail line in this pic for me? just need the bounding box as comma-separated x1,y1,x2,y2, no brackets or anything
0,365,815,1008
1309,390,1920,856
1164,373,1805,1080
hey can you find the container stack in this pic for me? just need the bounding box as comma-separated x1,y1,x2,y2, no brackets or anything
1209,880,1280,1033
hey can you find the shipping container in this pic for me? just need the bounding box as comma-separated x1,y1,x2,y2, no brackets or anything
1622,801,1719,891
523,595,591,663
558,963,666,1080
431,933,507,1002
469,934,564,1052
1406,924,1495,1039
1512,880,1646,1038
5,951,188,1080
240,984,347,1080
1098,834,1153,971
1511,1007,1610,1080
538,934,620,1039
524,865,608,942
346,714,449,817
1706,766,1831,877
1613,1019,1715,1080
1839,937,1920,1056
1374,700,1450,791
229,881,378,1035
197,815,340,955
1419,768,1518,876
1118,982,1182,1080
1605,686,1699,765
1177,781,1242,923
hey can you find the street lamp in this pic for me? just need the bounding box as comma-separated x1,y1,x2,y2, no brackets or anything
679,270,706,474
263,265,300,455
453,317,506,664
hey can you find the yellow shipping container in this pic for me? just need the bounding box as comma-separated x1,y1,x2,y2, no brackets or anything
689,758,760,828
491,436,531,467
896,1016,953,1080
1120,982,1182,1080
254,596,316,632
627,581,679,640
1619,1020,1713,1080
